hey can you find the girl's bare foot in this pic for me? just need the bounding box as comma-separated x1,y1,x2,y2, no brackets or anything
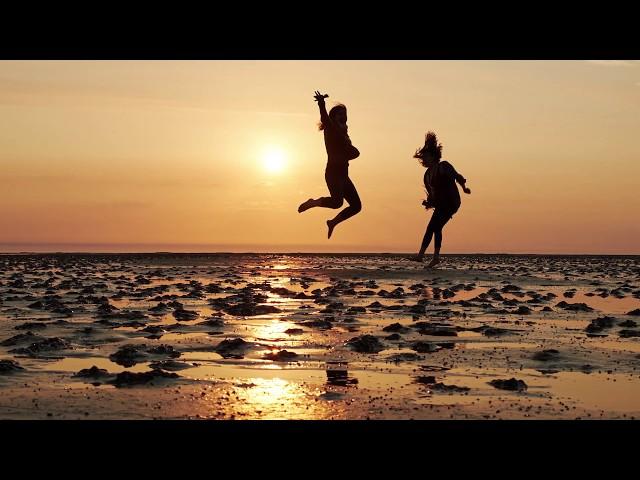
426,256,441,268
327,220,336,239
298,198,315,213
408,255,424,262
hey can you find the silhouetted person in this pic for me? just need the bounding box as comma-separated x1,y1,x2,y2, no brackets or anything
411,132,470,268
298,91,361,239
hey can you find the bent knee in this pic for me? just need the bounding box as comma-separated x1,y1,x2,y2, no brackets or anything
328,198,344,209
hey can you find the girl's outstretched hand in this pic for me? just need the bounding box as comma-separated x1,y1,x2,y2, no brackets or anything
314,91,328,103
463,187,471,194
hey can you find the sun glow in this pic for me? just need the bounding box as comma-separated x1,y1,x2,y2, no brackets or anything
262,147,286,173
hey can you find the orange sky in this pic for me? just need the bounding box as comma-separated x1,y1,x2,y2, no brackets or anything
1,60,638,253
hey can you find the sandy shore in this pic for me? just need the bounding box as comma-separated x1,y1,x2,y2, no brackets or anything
1,253,639,419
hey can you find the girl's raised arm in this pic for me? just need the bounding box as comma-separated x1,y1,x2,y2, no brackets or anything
314,90,330,127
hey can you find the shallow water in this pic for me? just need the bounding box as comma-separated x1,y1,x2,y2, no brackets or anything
1,253,639,419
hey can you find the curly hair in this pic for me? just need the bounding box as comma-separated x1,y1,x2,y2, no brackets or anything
414,131,443,166
318,104,347,131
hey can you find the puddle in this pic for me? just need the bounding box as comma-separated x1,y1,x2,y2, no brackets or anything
461,341,540,350
42,357,150,374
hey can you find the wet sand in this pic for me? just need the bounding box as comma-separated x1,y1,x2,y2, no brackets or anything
1,253,639,419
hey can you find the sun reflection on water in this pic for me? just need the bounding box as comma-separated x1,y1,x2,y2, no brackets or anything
249,319,300,341
271,264,291,271
231,377,339,419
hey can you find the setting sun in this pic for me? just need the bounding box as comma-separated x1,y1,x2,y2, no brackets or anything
262,147,286,173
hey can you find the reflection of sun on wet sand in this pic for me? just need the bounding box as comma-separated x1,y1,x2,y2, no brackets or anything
1,253,640,419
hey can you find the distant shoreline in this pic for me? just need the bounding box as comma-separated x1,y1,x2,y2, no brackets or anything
1,252,639,258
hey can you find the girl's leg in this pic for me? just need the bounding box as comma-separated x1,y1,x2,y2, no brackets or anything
426,211,454,268
417,209,451,261
298,169,345,213
327,177,361,238
416,213,438,260
298,196,342,212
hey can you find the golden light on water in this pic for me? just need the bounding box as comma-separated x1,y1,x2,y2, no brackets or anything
270,263,291,270
251,320,294,340
233,378,316,419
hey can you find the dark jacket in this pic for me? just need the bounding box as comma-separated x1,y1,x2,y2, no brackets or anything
424,160,465,211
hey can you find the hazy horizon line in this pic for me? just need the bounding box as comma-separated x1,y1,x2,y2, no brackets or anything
1,247,639,257
1,242,638,256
